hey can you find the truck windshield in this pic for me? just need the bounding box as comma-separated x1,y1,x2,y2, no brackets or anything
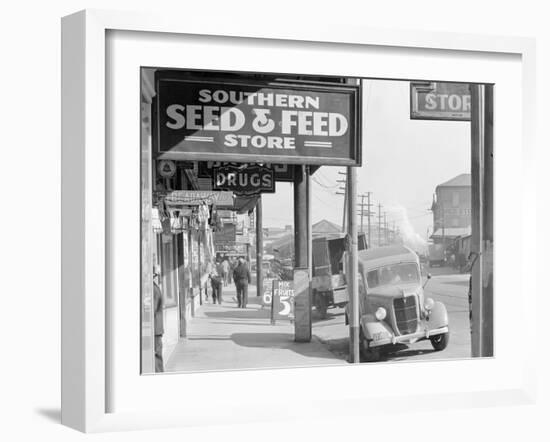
366,263,420,288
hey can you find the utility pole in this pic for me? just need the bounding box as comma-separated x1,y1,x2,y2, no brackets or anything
336,170,347,233
384,212,388,246
377,203,383,247
357,192,373,248
358,194,366,233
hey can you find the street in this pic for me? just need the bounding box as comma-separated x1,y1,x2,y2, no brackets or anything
165,266,470,372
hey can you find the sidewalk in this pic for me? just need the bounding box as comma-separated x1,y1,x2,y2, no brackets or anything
165,282,345,372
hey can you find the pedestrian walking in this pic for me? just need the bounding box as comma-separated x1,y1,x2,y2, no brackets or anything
209,268,223,304
233,257,251,308
153,266,164,373
221,258,230,286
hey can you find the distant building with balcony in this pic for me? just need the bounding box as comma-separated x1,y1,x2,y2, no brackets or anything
430,173,471,249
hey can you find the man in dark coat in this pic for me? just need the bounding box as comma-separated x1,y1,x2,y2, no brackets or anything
233,257,251,308
153,267,164,373
209,268,223,304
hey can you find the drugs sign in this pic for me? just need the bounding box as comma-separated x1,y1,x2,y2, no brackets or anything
213,164,275,195
155,73,361,166
410,82,471,121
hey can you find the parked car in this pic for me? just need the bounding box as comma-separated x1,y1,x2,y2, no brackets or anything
346,245,449,361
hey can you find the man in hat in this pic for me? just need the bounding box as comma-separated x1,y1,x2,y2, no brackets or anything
153,266,164,373
232,257,251,308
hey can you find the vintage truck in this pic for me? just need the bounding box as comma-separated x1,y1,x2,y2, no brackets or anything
345,245,449,361
311,233,367,318
428,241,446,267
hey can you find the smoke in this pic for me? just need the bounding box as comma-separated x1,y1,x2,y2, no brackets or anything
386,204,428,253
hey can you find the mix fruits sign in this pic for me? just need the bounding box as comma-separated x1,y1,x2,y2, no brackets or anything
155,74,360,166
410,82,471,121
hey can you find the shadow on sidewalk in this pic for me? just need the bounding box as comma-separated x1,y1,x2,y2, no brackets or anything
229,332,341,360
203,309,270,320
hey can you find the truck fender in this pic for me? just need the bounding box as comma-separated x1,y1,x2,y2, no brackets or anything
360,314,393,340
428,301,448,329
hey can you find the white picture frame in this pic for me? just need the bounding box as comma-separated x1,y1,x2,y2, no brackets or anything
61,9,537,433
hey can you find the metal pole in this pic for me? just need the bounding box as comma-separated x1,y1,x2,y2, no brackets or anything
347,166,360,363
307,166,313,280
256,197,263,297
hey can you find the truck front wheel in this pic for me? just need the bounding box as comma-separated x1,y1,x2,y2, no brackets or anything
359,329,380,362
430,332,449,351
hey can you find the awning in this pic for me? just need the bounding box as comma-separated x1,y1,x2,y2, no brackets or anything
430,226,471,239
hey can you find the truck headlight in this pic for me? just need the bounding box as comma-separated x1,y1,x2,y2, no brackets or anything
375,307,387,321
424,298,435,311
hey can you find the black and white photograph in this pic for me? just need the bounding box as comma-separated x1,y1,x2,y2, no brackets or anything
140,68,494,374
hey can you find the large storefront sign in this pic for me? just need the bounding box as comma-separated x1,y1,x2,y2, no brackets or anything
410,82,471,121
155,74,361,166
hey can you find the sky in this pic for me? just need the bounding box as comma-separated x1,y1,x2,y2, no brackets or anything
262,79,471,249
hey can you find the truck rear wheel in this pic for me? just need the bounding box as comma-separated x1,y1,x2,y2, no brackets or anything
316,294,328,319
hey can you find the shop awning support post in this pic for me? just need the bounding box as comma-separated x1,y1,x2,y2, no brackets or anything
256,197,263,298
470,84,494,358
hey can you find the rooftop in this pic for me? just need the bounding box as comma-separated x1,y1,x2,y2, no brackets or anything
312,219,342,234
437,173,471,188
358,245,415,261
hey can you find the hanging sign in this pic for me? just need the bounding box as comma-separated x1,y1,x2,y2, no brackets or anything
160,190,234,207
213,223,236,243
157,159,177,177
213,164,275,195
198,161,294,182
155,73,361,166
410,82,471,121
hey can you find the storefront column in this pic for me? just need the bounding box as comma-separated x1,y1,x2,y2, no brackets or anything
140,75,154,374
294,165,309,268
470,84,494,358
294,165,312,342
256,197,263,297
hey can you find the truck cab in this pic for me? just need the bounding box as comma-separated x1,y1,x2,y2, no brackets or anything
347,245,449,361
